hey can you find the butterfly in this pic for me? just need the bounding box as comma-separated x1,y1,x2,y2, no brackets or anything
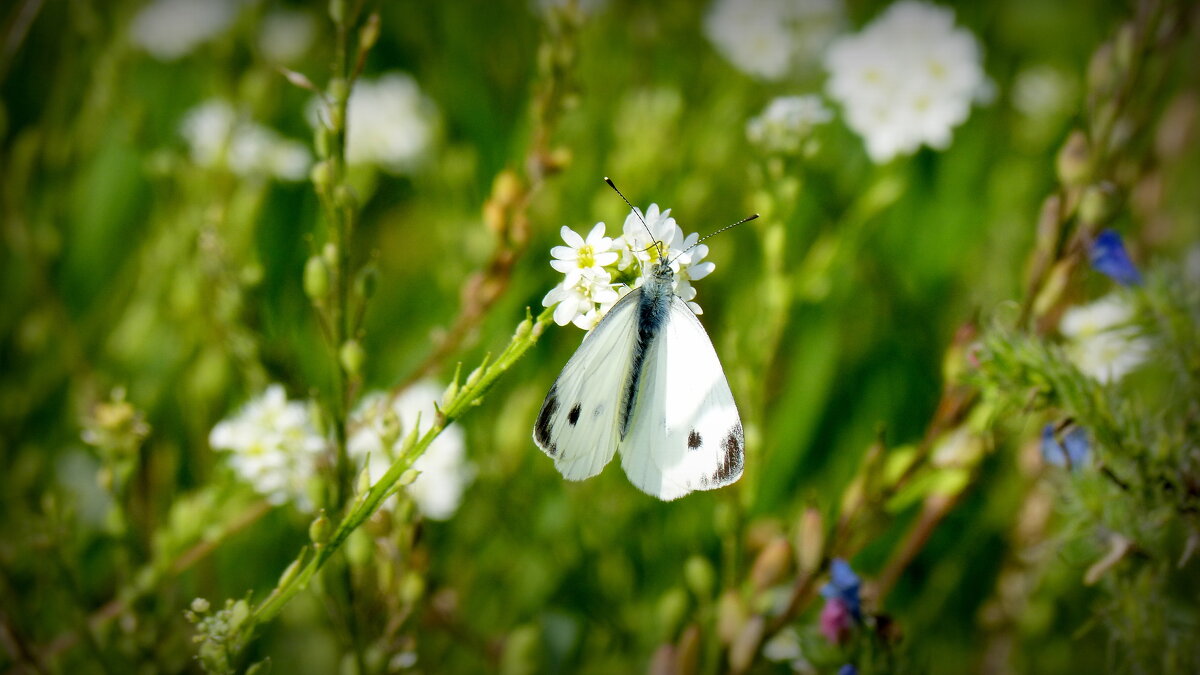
532,179,756,500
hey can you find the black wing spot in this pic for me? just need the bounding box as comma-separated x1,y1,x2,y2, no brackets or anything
713,423,744,483
568,403,582,426
548,442,557,457
687,430,702,450
593,404,604,418
534,387,558,448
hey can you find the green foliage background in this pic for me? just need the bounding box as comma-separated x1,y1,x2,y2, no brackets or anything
1,0,1198,673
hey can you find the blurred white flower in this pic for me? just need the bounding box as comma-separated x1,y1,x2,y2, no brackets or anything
181,99,312,181
542,267,620,329
824,0,989,163
258,9,317,64
746,95,833,153
349,384,475,520
551,223,619,286
210,385,326,511
667,229,715,315
1012,64,1078,118
1059,293,1152,383
705,0,845,81
312,73,438,174
130,0,238,61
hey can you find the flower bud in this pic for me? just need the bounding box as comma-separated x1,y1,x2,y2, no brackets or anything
728,615,764,673
398,468,420,487
675,624,701,675
310,160,334,193
493,170,523,205
399,571,425,604
795,507,824,575
190,597,211,614
716,591,746,645
303,256,330,300
683,555,715,600
315,124,331,158
309,510,331,546
278,556,303,587
1078,182,1118,225
327,0,346,23
334,183,358,211
339,340,365,376
359,12,381,51
1086,42,1116,98
514,315,534,340
1032,260,1072,319
656,587,689,640
1056,130,1091,186
380,408,401,447
749,537,792,591
354,264,379,301
356,465,372,495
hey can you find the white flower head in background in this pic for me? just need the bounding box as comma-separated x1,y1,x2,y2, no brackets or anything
1012,64,1078,119
312,73,439,175
746,95,834,153
542,204,719,328
705,0,845,81
1059,293,1152,384
181,100,312,181
348,384,475,520
258,9,317,64
209,385,326,512
824,0,990,163
130,0,239,61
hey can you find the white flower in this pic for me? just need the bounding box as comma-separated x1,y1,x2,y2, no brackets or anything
824,0,989,163
130,0,238,61
348,384,474,520
667,230,715,315
210,385,326,511
615,203,679,272
746,95,834,153
1012,64,1078,119
312,73,438,174
705,0,845,81
1059,293,1152,383
181,99,312,181
258,9,317,64
550,223,619,286
542,267,620,329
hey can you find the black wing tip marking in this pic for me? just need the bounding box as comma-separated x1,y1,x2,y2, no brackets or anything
712,423,744,484
567,403,582,426
687,430,702,450
534,386,558,449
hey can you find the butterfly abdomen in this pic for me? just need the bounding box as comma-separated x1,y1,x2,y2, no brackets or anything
619,263,674,437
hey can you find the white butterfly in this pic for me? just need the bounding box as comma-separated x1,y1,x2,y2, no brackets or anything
533,182,754,500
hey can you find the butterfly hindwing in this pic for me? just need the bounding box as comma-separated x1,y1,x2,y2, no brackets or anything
618,296,743,500
533,288,641,481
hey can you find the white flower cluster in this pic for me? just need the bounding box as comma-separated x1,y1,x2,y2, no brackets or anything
209,385,326,512
311,73,439,175
746,95,834,153
824,0,989,163
1059,293,1152,384
181,100,312,181
348,383,475,520
542,205,716,329
705,0,845,81
130,0,239,61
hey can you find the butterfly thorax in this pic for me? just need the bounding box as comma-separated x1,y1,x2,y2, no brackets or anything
620,261,674,437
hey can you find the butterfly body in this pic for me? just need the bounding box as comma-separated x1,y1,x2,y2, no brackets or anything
533,258,744,500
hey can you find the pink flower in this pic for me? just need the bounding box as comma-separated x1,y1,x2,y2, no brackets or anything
820,597,854,645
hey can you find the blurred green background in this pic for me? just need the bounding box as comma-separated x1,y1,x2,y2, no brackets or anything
2,0,1198,673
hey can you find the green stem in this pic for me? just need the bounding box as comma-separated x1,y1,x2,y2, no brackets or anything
235,306,555,645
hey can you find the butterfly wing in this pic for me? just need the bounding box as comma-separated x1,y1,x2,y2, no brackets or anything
533,288,641,481
618,296,743,500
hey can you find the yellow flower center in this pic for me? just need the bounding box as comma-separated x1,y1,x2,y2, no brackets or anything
576,244,595,268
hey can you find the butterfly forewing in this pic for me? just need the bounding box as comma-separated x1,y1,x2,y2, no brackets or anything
533,289,642,481
618,296,743,500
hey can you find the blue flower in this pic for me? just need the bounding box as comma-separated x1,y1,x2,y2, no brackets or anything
1041,422,1090,470
838,665,858,675
820,558,862,619
1089,229,1142,286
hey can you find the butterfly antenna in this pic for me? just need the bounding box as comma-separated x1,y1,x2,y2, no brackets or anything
605,177,664,260
668,213,758,265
